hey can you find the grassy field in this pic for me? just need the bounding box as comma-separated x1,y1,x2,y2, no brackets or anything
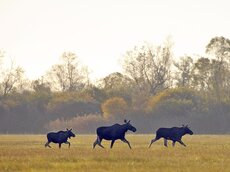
0,135,229,172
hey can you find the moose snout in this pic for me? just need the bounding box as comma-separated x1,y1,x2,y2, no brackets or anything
69,134,76,139
132,127,137,132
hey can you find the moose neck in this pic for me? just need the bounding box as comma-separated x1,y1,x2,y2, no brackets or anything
62,131,70,138
121,124,129,133
179,127,187,137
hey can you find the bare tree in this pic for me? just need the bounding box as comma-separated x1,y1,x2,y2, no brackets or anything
174,56,194,87
192,57,211,91
46,52,89,92
206,36,230,100
122,41,172,95
206,36,230,62
0,61,25,97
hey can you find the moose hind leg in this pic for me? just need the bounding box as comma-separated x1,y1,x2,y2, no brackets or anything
93,136,104,149
93,139,98,149
45,141,51,148
98,138,105,148
148,137,159,148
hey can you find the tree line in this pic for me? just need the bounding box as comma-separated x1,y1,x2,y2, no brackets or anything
0,36,230,134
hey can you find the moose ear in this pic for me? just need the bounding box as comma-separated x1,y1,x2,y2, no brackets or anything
66,128,69,131
124,119,127,123
128,120,130,123
70,128,72,131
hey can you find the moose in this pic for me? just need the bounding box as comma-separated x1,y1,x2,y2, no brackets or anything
45,128,76,148
148,125,193,148
93,119,137,149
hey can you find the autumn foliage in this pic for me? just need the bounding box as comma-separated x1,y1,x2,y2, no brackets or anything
101,97,128,120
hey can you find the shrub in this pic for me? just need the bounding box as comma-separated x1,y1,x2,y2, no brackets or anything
46,114,107,134
101,97,128,120
146,87,202,117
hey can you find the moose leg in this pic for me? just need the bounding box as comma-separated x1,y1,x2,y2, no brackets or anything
93,139,98,149
172,141,176,147
93,136,104,149
121,138,132,149
148,138,159,148
45,141,51,148
65,141,71,148
164,139,168,147
59,143,62,148
97,138,105,149
177,140,186,147
110,140,115,149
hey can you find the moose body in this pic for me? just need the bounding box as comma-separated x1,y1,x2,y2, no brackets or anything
93,120,137,149
149,125,193,148
45,129,75,148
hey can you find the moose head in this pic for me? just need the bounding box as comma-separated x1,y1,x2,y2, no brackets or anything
182,125,193,135
66,128,76,138
124,119,137,132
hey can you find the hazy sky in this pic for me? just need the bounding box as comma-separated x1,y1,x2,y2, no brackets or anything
0,0,229,80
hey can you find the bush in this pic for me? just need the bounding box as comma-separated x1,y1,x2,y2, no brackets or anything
101,97,128,120
146,87,201,115
46,114,107,134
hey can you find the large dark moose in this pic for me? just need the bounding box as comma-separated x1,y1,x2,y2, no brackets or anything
149,125,193,148
45,128,76,148
93,120,137,149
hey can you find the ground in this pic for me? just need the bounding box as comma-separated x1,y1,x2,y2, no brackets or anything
0,135,229,172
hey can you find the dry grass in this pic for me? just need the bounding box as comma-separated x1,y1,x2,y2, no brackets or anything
0,135,229,172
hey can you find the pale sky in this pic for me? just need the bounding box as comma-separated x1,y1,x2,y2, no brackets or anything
0,0,229,80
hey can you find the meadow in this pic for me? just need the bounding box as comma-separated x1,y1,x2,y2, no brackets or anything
0,135,229,172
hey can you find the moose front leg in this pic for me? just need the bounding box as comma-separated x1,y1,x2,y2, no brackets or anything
65,141,71,148
177,140,186,147
121,138,132,149
110,140,115,149
172,141,176,147
164,139,168,147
